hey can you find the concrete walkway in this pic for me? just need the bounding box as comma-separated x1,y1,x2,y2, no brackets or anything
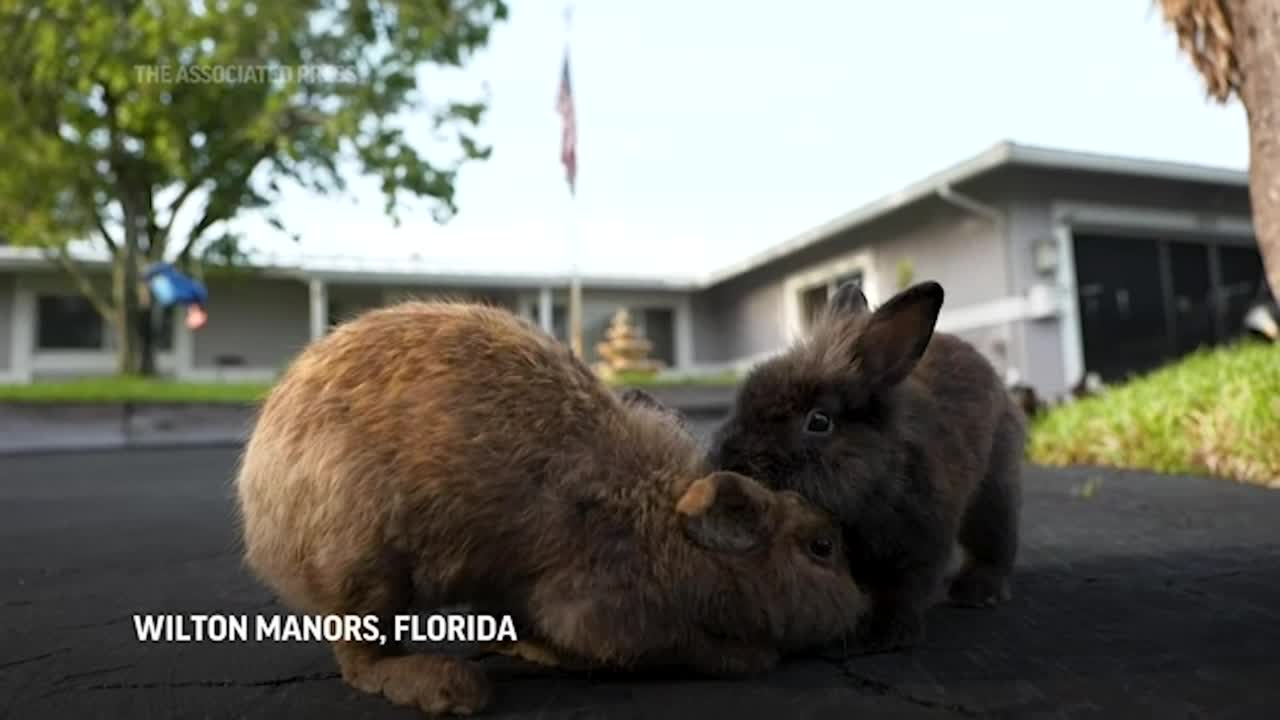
2,431,1278,718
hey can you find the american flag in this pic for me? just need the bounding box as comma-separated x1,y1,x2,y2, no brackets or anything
556,49,577,195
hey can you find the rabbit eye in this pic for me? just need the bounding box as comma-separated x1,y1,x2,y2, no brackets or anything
804,409,834,435
808,537,835,560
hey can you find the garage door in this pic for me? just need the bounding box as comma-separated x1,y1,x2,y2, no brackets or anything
1073,234,1169,382
1073,233,1268,383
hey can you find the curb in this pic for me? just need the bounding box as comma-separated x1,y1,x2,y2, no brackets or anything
0,436,249,458
0,386,735,455
0,402,256,456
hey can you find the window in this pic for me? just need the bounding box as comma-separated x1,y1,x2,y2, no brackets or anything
800,284,829,331
37,296,176,352
37,295,104,350
834,270,864,290
638,308,675,367
547,304,677,368
552,304,568,343
797,269,865,332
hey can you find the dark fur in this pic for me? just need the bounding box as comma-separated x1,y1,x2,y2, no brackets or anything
235,301,866,715
707,281,1024,653
1009,383,1045,420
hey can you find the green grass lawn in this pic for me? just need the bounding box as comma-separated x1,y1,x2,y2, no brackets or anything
1028,340,1280,487
0,370,739,405
0,377,273,404
607,370,740,387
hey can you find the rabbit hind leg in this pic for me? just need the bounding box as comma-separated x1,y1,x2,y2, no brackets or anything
949,407,1023,608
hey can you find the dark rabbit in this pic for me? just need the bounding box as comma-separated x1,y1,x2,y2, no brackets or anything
235,301,866,716
708,280,1024,653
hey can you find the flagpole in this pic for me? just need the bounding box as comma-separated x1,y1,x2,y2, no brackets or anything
568,207,583,359
563,3,584,359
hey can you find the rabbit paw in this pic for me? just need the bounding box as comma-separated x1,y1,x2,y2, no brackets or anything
947,566,1012,608
339,649,493,716
479,639,585,671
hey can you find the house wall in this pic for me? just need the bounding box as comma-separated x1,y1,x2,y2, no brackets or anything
689,290,727,367
693,186,1013,371
192,274,309,372
1002,186,1063,394
692,280,784,366
187,280,692,377
188,278,530,377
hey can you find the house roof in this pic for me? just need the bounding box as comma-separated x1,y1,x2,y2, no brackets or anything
700,140,1250,286
0,141,1249,292
296,262,700,291
0,246,702,292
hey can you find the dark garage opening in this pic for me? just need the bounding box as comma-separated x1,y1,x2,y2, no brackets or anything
1073,232,1269,383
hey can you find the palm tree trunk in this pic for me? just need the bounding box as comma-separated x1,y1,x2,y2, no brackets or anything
1226,0,1280,299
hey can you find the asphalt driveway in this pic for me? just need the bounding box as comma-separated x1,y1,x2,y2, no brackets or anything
2,424,1279,719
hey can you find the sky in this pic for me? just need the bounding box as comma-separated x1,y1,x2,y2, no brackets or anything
231,0,1251,281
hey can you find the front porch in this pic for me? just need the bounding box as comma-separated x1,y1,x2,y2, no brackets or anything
1,264,700,384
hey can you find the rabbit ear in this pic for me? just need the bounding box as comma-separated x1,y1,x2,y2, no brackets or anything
676,472,772,553
852,281,944,387
828,280,869,316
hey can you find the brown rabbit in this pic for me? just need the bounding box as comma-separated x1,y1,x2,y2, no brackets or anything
708,281,1024,654
234,300,866,716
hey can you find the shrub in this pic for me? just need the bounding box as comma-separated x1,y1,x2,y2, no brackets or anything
1028,341,1280,486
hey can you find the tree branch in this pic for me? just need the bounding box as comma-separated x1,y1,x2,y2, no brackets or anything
93,211,118,255
163,110,308,262
158,180,201,248
144,184,164,263
158,136,259,245
77,181,119,256
175,144,277,264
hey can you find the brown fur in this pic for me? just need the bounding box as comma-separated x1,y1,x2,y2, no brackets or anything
618,387,692,432
708,281,1024,654
234,301,865,716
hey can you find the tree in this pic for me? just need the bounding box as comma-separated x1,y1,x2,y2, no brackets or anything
1158,0,1280,299
0,0,507,375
